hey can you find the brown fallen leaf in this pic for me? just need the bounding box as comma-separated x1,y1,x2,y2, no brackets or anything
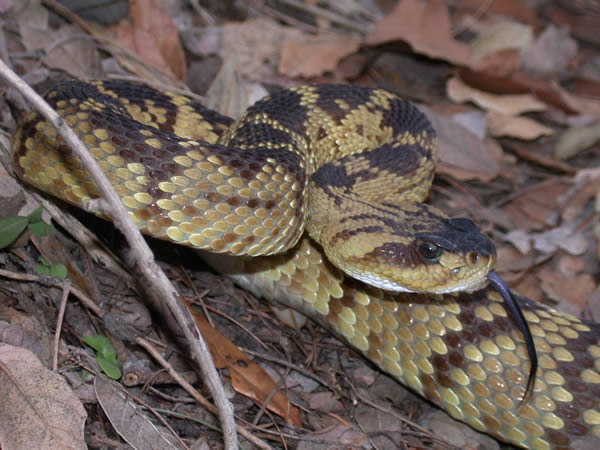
511,273,544,303
110,0,186,80
279,33,360,78
469,22,532,65
220,17,305,82
571,78,600,99
522,25,578,77
366,0,469,66
453,0,538,27
554,121,600,160
486,111,553,140
552,81,600,119
546,4,600,46
447,76,547,116
17,3,102,79
298,425,369,449
419,105,502,181
470,48,521,78
538,266,595,310
186,303,302,425
502,180,570,231
508,143,575,174
0,344,87,449
95,377,184,449
458,68,578,114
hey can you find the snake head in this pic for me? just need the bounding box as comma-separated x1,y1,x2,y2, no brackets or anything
410,217,497,293
325,212,497,294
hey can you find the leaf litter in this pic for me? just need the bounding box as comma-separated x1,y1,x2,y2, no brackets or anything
1,0,600,448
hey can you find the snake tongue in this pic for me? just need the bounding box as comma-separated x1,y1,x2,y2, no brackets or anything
487,271,538,405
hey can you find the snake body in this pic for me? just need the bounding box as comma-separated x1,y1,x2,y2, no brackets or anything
11,80,600,449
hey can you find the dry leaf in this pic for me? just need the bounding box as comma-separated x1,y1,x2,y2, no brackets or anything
0,344,87,449
453,0,537,27
279,33,360,78
469,22,533,65
204,57,268,119
18,3,102,79
366,0,469,66
458,68,577,114
470,48,521,78
504,223,588,256
447,76,547,116
511,273,543,303
220,17,305,82
188,305,302,425
538,267,595,309
552,81,600,119
522,25,577,77
554,121,600,160
110,0,186,80
298,425,369,449
95,377,183,449
546,4,600,47
486,111,553,139
422,409,501,450
496,245,537,273
1,309,53,365
503,180,570,231
420,105,501,181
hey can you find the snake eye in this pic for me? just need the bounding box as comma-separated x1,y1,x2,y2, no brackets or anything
417,241,442,262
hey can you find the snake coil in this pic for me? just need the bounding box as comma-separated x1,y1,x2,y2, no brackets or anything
11,80,600,449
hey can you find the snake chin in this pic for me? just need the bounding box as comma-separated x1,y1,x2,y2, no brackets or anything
348,265,492,294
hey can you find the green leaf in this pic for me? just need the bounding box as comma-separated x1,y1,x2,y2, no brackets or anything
48,262,67,280
34,261,51,276
28,220,52,237
34,258,66,279
0,216,28,248
82,335,117,358
97,355,122,380
26,206,43,223
83,335,121,379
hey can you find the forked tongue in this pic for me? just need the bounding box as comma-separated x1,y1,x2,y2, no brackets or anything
487,271,537,406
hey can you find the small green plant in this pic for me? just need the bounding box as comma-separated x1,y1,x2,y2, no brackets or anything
35,256,68,280
0,206,51,248
0,206,67,279
82,334,122,380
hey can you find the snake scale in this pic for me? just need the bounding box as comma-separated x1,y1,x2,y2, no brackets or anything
10,80,600,449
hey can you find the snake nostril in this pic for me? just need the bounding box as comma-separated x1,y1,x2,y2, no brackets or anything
467,252,479,266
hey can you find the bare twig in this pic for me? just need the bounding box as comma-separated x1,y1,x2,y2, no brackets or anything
189,0,217,25
0,60,238,449
52,279,71,371
0,268,103,316
137,337,271,450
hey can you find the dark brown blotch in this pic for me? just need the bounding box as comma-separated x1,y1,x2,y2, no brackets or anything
547,430,570,447
239,169,253,180
448,350,464,368
206,192,221,203
112,135,129,146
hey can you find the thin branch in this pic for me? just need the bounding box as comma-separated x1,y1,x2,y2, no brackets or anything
137,337,271,450
0,60,238,449
0,268,103,316
53,279,71,371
